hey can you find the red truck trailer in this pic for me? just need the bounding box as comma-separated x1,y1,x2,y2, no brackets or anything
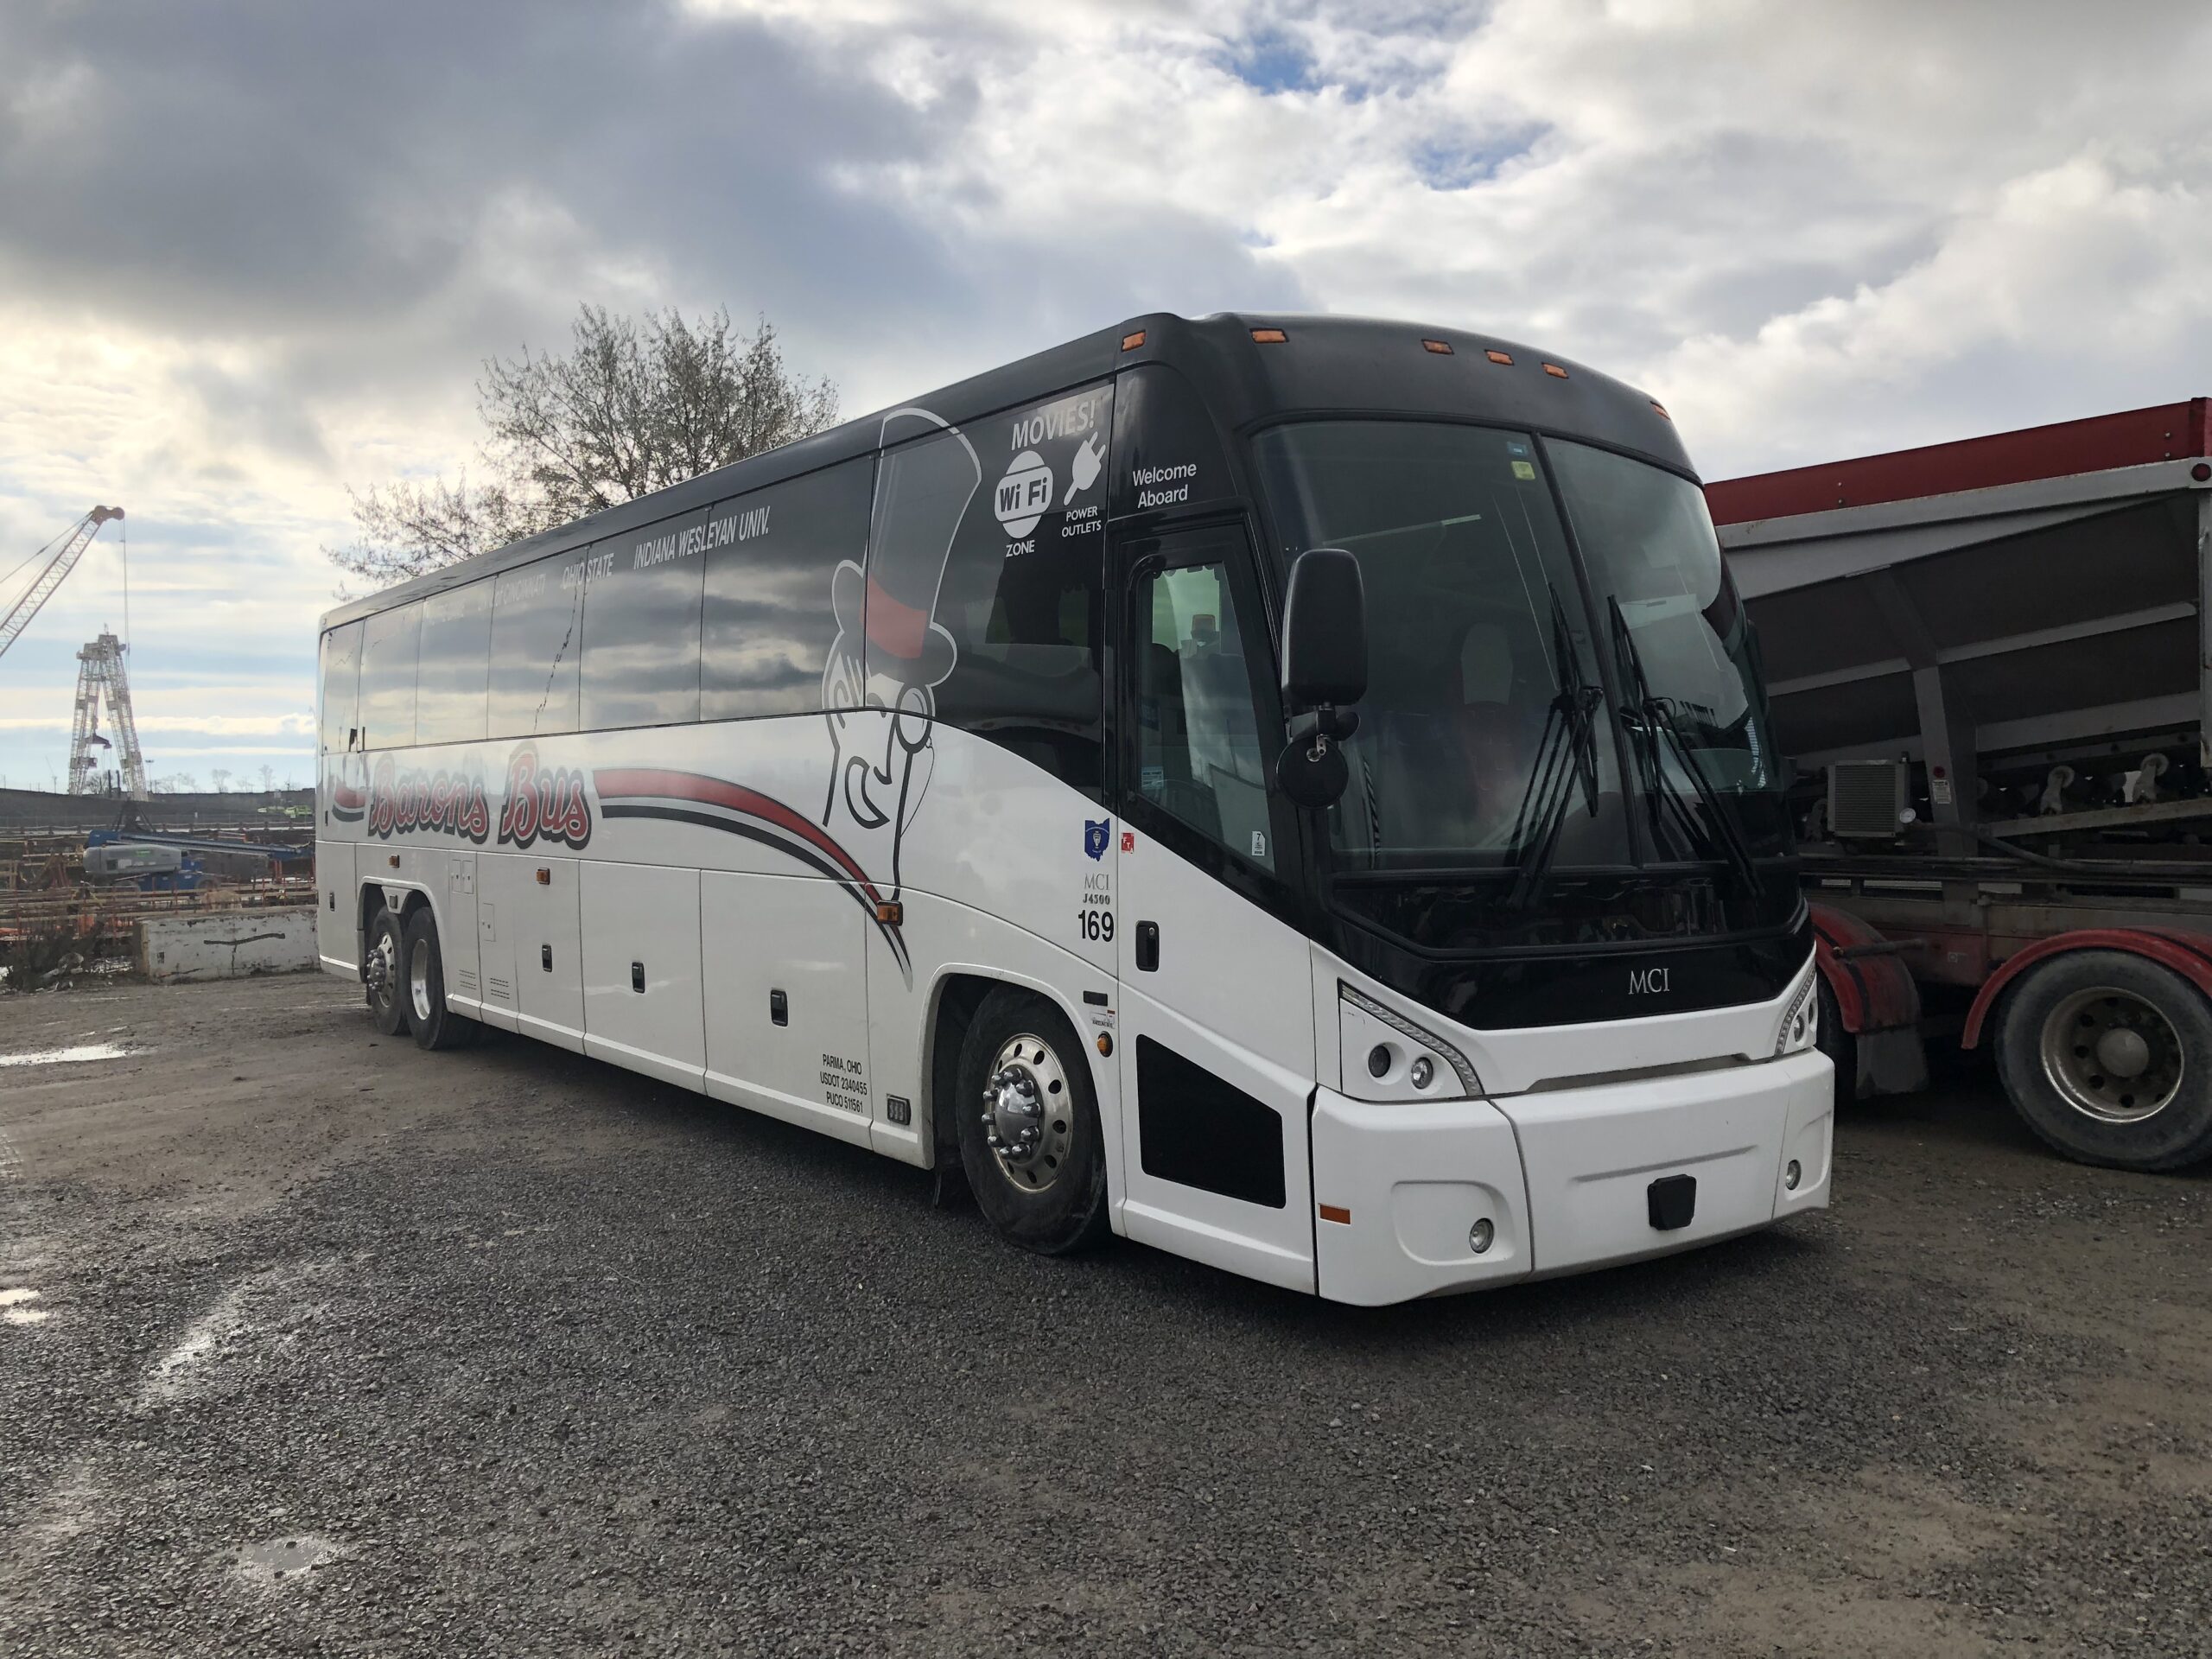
1709,399,2212,1171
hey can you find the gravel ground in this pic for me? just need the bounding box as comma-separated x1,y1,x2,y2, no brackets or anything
3,974,2209,1657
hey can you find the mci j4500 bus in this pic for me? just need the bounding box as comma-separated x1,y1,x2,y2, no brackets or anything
315,313,1830,1306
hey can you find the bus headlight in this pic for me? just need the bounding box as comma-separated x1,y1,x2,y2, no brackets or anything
1773,972,1819,1058
1339,985,1482,1101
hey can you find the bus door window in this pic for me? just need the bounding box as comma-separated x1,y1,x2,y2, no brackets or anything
1135,561,1274,873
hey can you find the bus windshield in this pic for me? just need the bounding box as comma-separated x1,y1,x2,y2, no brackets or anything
1254,420,1786,876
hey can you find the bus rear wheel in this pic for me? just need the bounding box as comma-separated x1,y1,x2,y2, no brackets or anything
365,906,410,1037
954,988,1109,1255
403,908,479,1052
1995,950,2212,1172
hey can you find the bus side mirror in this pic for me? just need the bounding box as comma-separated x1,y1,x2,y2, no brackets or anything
1276,548,1366,810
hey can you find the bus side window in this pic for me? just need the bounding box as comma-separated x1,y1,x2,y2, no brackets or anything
357,602,422,752
1135,562,1274,873
876,382,1112,798
489,554,584,738
582,514,705,731
702,455,874,720
416,582,492,746
319,621,363,754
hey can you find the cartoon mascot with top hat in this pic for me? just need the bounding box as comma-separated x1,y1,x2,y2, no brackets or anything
821,406,981,914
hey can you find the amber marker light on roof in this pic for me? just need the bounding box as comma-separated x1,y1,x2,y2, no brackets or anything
1650,400,1672,420
1121,330,1146,350
1484,349,1513,365
1542,362,1569,378
1421,338,1453,354
1250,327,1288,343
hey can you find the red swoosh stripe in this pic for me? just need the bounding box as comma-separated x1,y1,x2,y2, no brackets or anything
593,768,886,905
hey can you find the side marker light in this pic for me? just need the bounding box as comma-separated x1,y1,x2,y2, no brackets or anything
1122,330,1147,351
1319,1204,1351,1224
1484,349,1514,365
1251,327,1288,344
1542,362,1569,378
1421,339,1453,354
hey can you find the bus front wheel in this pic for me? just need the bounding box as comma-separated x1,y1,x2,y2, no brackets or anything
954,988,1110,1255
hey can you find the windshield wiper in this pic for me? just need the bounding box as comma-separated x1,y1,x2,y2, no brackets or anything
1607,597,1758,893
1502,590,1603,910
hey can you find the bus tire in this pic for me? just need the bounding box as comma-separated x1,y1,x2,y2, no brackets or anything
365,906,410,1037
955,987,1110,1255
403,907,479,1052
1994,950,2212,1172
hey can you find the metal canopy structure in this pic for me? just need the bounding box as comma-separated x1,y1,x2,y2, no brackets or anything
1710,401,2212,848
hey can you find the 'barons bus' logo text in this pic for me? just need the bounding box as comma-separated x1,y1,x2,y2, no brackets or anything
367,755,491,843
498,746,592,850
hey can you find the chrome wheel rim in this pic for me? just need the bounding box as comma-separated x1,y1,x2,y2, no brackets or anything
408,936,434,1024
367,928,399,1010
980,1032,1074,1192
2040,985,2183,1123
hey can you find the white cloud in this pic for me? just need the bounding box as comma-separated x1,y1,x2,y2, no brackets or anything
3,0,2209,783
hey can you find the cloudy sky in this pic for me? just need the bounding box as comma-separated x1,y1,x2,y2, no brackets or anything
3,0,2209,791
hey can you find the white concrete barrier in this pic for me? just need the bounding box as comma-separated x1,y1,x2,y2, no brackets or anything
138,910,318,982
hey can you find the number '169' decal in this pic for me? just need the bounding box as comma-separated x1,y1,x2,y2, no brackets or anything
1077,909,1116,943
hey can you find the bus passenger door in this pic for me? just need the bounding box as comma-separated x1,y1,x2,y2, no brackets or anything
1112,525,1318,1293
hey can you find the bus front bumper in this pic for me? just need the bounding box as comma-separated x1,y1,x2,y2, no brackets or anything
1311,1050,1833,1306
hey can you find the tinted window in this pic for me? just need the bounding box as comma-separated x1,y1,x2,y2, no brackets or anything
866,384,1112,791
582,515,702,730
318,621,362,754
357,603,421,751
415,582,492,745
488,552,587,738
1135,559,1275,873
701,457,874,720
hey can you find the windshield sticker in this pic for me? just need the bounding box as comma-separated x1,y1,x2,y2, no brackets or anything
1511,460,1537,481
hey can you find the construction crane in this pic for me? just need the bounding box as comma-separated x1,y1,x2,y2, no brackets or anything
0,505,148,799
0,505,124,661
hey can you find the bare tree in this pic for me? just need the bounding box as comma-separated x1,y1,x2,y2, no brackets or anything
258,764,276,795
210,767,232,794
327,306,839,587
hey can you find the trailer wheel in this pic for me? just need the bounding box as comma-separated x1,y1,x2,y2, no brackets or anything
1994,950,2212,1171
365,906,410,1037
954,987,1110,1255
403,908,479,1052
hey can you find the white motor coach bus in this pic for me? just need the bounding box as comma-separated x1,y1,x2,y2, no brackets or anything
316,313,1831,1305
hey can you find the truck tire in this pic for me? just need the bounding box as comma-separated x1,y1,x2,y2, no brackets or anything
403,907,479,1052
1994,950,2212,1172
365,906,410,1037
955,987,1110,1255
